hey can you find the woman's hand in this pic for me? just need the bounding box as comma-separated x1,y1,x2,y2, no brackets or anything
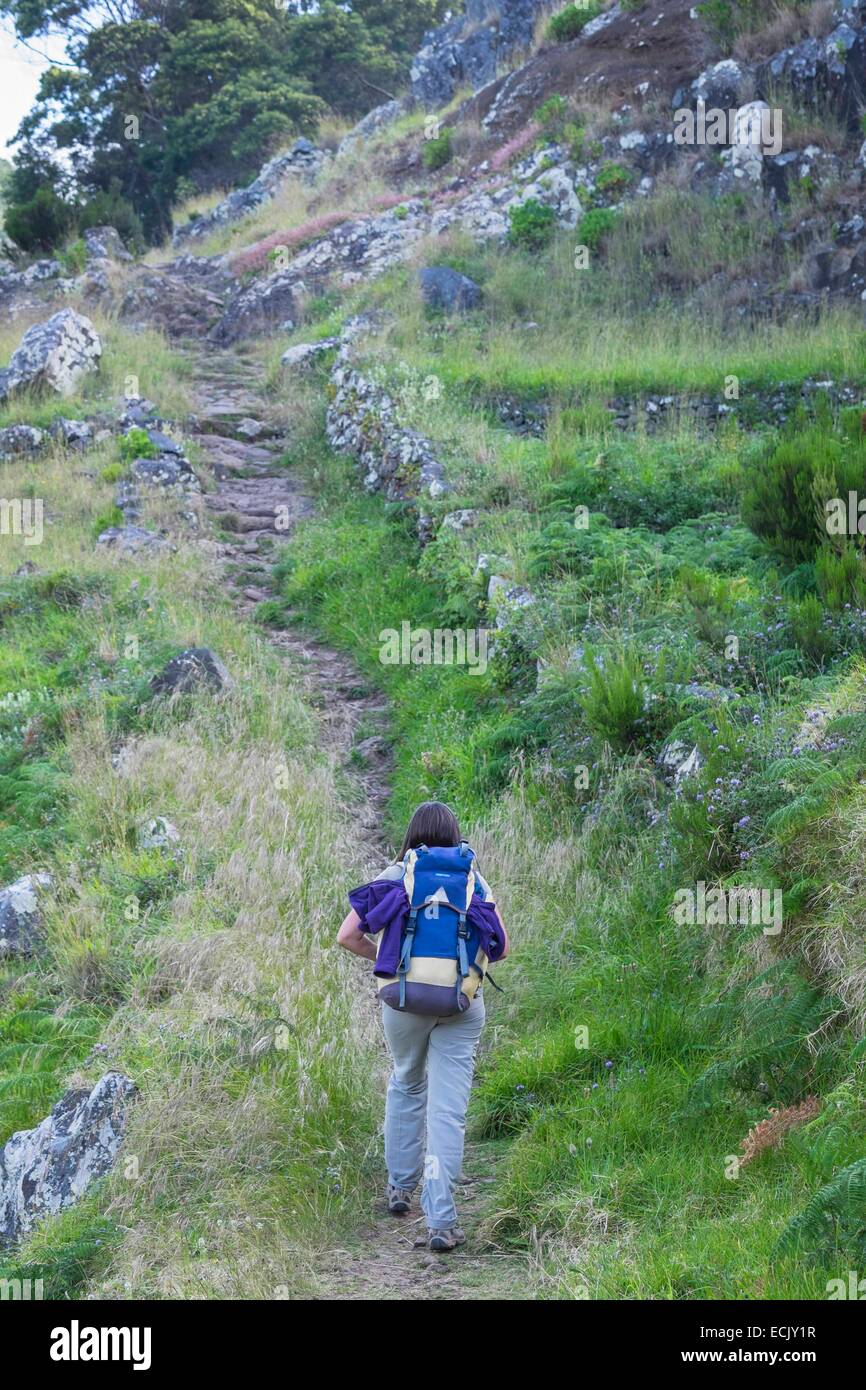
337,908,378,962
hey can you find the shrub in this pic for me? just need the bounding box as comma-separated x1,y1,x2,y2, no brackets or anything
547,2,603,42
595,162,633,199
4,186,74,253
534,95,568,137
508,198,557,250
118,427,157,464
582,645,651,751
422,128,454,170
58,238,87,275
741,424,866,562
577,206,620,251
815,543,866,610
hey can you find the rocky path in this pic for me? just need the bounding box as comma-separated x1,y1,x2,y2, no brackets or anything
189,346,531,1301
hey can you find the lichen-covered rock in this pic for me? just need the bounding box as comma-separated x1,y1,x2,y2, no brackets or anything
0,873,51,958
337,100,405,158
689,59,752,110
84,226,132,264
280,338,339,369
150,647,234,697
0,1072,136,1243
96,525,172,556
0,423,47,460
0,309,102,402
173,140,326,247
411,0,547,107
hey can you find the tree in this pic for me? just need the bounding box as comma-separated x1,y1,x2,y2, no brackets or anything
0,0,449,247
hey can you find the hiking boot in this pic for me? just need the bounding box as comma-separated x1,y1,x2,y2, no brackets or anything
387,1184,414,1215
428,1227,466,1252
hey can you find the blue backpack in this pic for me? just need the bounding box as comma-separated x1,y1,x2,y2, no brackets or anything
377,841,489,1017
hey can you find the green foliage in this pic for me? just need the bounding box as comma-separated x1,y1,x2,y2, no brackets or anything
0,1206,121,1299
775,1157,866,1261
741,420,866,562
508,198,557,251
2,0,447,243
534,94,568,136
594,162,632,198
57,237,86,275
422,127,453,170
4,184,73,253
118,427,157,464
547,2,603,42
578,206,620,251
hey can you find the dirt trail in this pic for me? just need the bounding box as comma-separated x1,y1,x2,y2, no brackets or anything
188,347,532,1301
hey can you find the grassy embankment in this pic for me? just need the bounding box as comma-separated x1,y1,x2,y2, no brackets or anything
265,211,866,1297
0,315,385,1299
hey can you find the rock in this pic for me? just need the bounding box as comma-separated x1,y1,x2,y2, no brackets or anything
280,338,340,369
234,418,265,440
173,140,327,247
150,647,234,697
0,423,47,460
119,261,229,339
326,356,450,505
0,309,102,402
411,0,547,107
658,739,702,785
441,508,479,531
50,417,94,449
137,816,181,851
690,59,752,110
96,525,172,555
0,873,51,958
130,454,200,493
419,266,483,312
83,226,132,264
337,100,405,158
509,164,582,229
760,27,866,127
143,427,184,456
0,1072,136,1243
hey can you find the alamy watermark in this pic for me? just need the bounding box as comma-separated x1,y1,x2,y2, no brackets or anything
673,101,783,157
378,622,490,675
0,497,43,546
673,882,783,936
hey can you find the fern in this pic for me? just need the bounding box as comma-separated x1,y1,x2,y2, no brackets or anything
775,1158,866,1260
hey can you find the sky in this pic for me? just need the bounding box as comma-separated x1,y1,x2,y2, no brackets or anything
0,18,69,160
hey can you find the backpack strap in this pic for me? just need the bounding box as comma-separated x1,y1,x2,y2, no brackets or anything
454,911,470,1006
397,907,418,1010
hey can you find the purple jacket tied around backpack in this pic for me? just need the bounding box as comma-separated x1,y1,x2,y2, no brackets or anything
348,877,506,979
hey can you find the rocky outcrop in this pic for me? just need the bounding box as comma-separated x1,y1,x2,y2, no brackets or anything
119,257,231,338
0,310,102,402
150,647,234,697
173,140,327,247
0,1072,136,1244
0,873,51,958
759,18,866,127
336,100,406,158
411,0,550,107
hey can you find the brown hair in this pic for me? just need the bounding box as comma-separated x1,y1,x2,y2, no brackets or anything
397,801,461,861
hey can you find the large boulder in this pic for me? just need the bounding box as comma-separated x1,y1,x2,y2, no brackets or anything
419,265,483,311
0,310,102,402
150,647,234,697
0,1072,136,1243
759,25,866,127
0,873,51,958
83,226,132,264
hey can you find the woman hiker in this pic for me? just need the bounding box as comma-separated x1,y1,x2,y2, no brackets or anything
337,800,509,1253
